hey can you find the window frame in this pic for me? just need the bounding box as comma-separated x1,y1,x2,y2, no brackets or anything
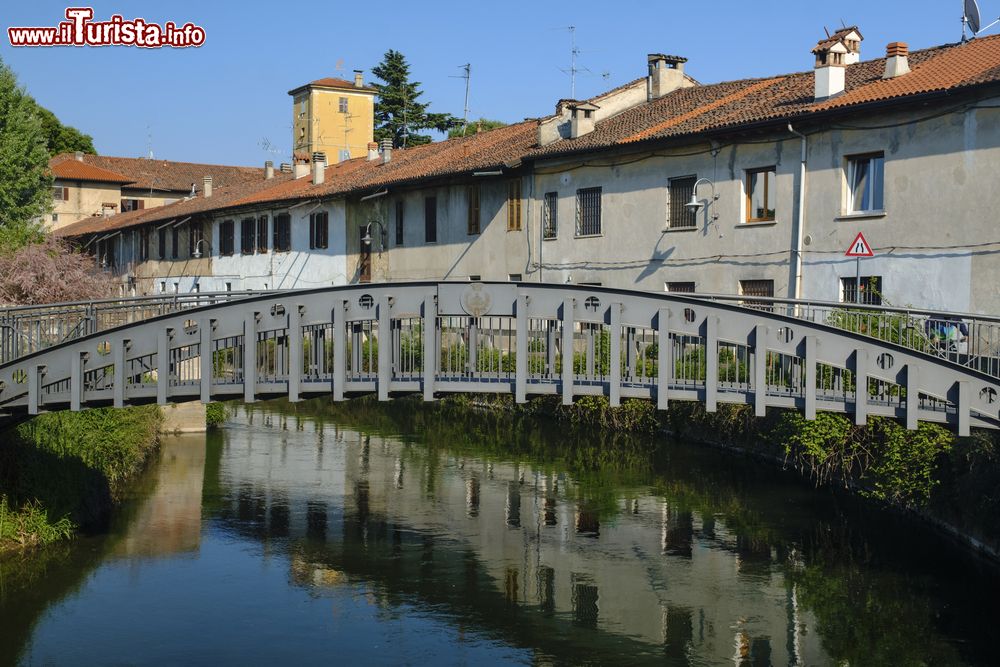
745,167,776,223
273,213,291,252
666,281,696,293
507,179,522,231
575,187,602,237
158,227,166,260
338,96,348,113
395,201,404,246
309,211,329,250
845,152,885,214
542,192,558,239
667,175,698,230
220,220,235,257
424,196,438,243
840,275,883,305
467,185,480,235
240,217,255,255
256,215,269,253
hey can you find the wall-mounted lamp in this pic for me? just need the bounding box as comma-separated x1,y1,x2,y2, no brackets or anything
362,220,388,254
685,177,723,238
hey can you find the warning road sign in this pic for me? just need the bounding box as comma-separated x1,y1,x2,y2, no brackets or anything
845,232,874,257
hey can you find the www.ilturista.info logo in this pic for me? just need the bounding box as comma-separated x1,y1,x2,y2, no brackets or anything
7,7,205,48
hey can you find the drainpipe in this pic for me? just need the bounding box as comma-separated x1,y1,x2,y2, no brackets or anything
788,123,807,300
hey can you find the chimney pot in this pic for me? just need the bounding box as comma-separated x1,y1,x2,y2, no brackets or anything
380,138,393,164
203,176,213,198
354,70,364,88
279,162,292,173
312,153,326,185
293,158,310,179
265,160,274,180
367,142,380,162
883,41,911,79
75,151,84,161
647,54,689,100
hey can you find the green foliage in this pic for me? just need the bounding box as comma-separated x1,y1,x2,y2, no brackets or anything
0,405,162,546
0,57,51,252
34,104,95,155
865,419,953,506
371,50,456,147
206,402,228,429
555,395,659,433
447,118,507,138
0,495,74,548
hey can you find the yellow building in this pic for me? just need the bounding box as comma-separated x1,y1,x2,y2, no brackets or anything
289,71,377,162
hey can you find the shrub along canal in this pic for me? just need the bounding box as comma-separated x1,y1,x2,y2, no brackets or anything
2,398,998,665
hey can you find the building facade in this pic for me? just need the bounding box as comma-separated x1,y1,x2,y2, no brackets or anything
290,73,378,163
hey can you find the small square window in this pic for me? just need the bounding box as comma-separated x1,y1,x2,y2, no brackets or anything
666,282,695,293
745,167,776,222
841,276,882,305
338,97,348,113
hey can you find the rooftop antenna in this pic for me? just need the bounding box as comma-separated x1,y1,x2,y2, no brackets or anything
450,63,472,136
963,0,1000,40
145,124,153,160
559,26,587,99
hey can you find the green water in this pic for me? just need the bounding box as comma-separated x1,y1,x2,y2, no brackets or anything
2,398,997,666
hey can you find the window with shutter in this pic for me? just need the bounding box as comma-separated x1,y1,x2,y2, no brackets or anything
395,201,404,246
310,212,328,249
507,180,522,231
667,176,697,229
257,216,268,253
220,220,235,256
425,197,437,243
273,213,291,252
240,218,255,255
467,186,480,235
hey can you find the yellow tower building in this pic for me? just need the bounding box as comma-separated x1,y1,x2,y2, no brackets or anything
289,71,377,162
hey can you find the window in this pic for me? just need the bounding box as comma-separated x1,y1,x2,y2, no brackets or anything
846,153,884,213
575,187,602,236
469,275,482,281
338,97,348,113
51,213,58,223
543,192,558,239
666,282,695,293
395,201,404,245
273,213,291,252
171,227,179,259
309,211,328,249
158,227,166,260
745,168,776,222
467,185,480,235
425,196,437,243
841,276,882,305
667,176,697,229
121,198,144,213
139,228,149,262
52,186,68,201
509,274,522,282
188,223,204,257
739,279,774,310
507,179,522,231
220,220,235,256
240,218,255,255
256,216,268,253
159,281,166,294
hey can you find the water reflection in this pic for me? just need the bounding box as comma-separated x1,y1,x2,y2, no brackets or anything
4,398,1000,666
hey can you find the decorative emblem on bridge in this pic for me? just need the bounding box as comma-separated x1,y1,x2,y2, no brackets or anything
877,353,895,370
584,296,601,312
358,294,374,310
461,283,493,317
982,387,997,404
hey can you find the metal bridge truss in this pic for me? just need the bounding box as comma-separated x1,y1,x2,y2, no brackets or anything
1,283,997,434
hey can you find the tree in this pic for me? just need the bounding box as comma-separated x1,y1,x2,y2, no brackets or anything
34,105,95,155
0,57,51,252
371,50,456,148
447,118,507,139
0,236,114,305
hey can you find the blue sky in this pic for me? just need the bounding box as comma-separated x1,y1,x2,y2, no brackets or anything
0,0,987,166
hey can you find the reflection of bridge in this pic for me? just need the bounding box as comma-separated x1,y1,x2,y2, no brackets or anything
1,282,998,433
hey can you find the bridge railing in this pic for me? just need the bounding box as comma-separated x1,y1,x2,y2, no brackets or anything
0,291,271,365
693,294,1000,379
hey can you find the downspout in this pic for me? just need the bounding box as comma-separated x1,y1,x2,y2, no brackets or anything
788,123,807,300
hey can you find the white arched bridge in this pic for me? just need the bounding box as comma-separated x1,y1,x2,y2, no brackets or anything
1,282,999,435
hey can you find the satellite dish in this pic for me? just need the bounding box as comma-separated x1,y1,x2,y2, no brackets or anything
966,0,983,33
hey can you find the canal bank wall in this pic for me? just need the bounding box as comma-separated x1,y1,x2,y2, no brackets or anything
0,405,163,553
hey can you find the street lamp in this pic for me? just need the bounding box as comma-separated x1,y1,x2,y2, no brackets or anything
362,220,388,254
684,177,722,237
191,237,212,259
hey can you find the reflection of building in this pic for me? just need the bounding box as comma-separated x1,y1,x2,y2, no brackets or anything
113,434,205,558
214,408,825,665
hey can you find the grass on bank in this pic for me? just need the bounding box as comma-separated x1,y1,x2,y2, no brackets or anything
0,405,162,552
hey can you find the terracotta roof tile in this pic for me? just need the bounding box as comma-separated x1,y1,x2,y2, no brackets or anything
49,154,265,193
51,159,133,184
288,77,378,94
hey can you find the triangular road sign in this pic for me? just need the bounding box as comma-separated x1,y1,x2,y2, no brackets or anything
845,232,874,257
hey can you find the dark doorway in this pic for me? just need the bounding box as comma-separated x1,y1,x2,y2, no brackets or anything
359,227,372,283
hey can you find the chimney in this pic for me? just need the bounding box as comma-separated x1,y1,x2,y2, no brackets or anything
647,54,688,100
354,69,364,88
380,138,393,164
569,102,599,139
265,160,274,180
883,42,910,79
312,152,326,185
279,162,292,173
813,42,848,101
75,151,84,161
203,175,213,198
293,158,310,179
367,142,380,161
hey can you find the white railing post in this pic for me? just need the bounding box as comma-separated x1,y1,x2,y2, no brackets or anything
754,324,768,417
423,293,437,401
705,316,718,413
515,293,528,404
657,308,670,411
27,365,40,415
244,313,257,403
333,300,346,401
854,348,868,426
288,305,302,403
957,380,970,437
200,319,212,403
609,302,621,407
562,298,574,406
113,339,126,408
906,364,919,430
378,294,391,401
71,351,83,411
157,329,170,405
805,335,817,420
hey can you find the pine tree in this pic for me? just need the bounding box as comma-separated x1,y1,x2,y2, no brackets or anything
0,59,50,252
371,50,456,148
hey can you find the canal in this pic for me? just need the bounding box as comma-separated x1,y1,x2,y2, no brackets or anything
2,398,998,666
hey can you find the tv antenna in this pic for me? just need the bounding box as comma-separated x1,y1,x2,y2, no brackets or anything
449,63,472,136
559,26,591,98
146,124,154,160
963,0,1000,41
